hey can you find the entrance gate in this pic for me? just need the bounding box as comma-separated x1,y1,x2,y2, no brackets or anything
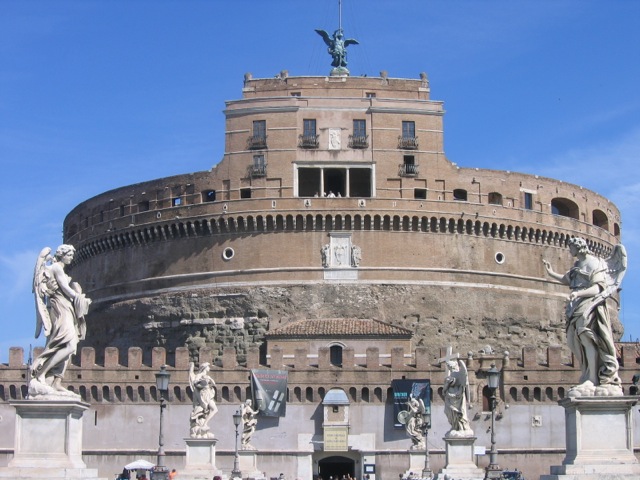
318,455,355,480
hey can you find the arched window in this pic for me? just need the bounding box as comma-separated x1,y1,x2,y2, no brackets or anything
453,189,468,201
592,209,608,230
551,198,579,219
330,345,343,367
488,192,503,205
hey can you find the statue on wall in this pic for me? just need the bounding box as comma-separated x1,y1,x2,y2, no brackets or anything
31,245,91,398
443,358,473,437
241,399,260,449
189,362,219,438
543,238,627,397
400,394,427,449
315,28,359,75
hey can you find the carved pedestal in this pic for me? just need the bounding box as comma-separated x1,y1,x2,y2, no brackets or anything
541,396,640,479
435,436,484,480
239,450,267,480
403,450,428,479
0,400,105,480
180,438,224,480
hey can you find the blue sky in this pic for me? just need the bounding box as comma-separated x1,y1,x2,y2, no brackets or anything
1,1,640,363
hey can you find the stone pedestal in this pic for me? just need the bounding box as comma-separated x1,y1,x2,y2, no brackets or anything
402,450,427,478
0,400,105,480
435,436,484,480
239,450,267,480
180,438,225,480
541,396,640,480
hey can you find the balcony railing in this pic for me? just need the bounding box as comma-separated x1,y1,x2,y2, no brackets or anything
298,134,319,149
249,163,267,178
247,135,268,150
399,163,419,176
398,136,419,150
348,135,369,149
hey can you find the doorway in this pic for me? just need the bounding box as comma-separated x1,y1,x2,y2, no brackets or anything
318,456,355,480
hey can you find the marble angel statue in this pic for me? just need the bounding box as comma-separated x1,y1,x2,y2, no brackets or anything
443,358,473,436
543,238,627,396
189,362,218,438
398,394,427,450
31,245,91,398
241,399,260,449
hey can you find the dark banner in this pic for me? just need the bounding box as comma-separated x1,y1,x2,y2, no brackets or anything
391,379,431,428
251,369,288,417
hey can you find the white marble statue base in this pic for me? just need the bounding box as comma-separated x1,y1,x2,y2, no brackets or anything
541,396,640,480
180,437,225,480
0,400,105,480
239,450,267,480
435,436,484,480
402,450,428,478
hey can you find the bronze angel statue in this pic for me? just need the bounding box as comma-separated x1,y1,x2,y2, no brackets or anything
31,245,91,397
543,238,627,397
315,28,359,74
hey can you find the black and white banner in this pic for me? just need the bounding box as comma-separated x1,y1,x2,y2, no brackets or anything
391,379,431,428
251,369,288,417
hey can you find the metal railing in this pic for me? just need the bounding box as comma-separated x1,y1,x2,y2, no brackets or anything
399,163,419,176
247,135,268,150
398,136,419,149
298,134,319,149
348,135,369,149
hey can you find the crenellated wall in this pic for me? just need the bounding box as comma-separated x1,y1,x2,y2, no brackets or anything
2,343,639,405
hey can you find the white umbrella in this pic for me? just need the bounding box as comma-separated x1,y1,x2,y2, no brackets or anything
124,459,155,470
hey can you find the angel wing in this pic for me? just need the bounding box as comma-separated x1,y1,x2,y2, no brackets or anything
344,39,359,47
604,244,627,296
188,362,196,391
33,247,52,338
458,359,471,404
315,29,332,47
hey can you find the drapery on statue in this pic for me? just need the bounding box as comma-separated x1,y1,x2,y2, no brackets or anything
543,237,627,397
315,28,359,75
189,362,219,438
31,245,91,398
241,399,259,449
398,394,427,450
443,358,473,437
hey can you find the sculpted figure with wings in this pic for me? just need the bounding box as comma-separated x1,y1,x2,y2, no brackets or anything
315,28,359,73
543,238,626,397
189,362,218,438
443,358,473,436
31,245,91,397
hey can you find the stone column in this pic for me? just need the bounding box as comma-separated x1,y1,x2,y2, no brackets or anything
435,436,484,480
181,437,224,480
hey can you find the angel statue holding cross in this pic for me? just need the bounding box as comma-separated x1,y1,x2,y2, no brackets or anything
439,348,473,437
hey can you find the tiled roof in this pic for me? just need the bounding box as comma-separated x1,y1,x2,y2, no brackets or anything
265,318,412,338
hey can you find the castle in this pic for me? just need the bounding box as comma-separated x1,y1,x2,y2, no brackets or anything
0,44,636,479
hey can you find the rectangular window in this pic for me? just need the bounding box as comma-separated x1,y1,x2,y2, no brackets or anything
240,188,252,199
253,154,265,167
402,121,415,139
365,92,376,98
414,188,427,199
353,119,366,137
291,92,301,97
303,119,316,137
202,190,216,202
253,120,266,138
524,192,533,210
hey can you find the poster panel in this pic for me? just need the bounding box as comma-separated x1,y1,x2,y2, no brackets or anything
391,379,431,428
251,369,288,417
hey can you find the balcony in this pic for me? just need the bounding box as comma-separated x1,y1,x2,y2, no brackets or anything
249,163,267,178
348,135,369,149
247,135,268,150
298,134,319,149
399,163,419,177
398,136,419,150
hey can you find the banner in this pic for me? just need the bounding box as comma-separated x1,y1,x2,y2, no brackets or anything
391,379,430,428
251,369,288,417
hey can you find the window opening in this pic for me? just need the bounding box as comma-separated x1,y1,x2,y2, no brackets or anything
453,189,468,201
488,192,503,205
202,190,216,202
330,345,343,367
414,188,427,199
524,192,533,210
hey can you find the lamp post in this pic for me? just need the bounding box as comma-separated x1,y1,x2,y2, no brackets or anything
232,407,242,479
153,364,171,480
485,363,501,480
421,413,432,480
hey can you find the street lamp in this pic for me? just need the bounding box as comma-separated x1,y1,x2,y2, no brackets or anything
232,407,242,479
153,365,171,480
421,412,432,480
485,363,501,480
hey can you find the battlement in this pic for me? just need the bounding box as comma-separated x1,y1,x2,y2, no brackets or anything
2,343,639,405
